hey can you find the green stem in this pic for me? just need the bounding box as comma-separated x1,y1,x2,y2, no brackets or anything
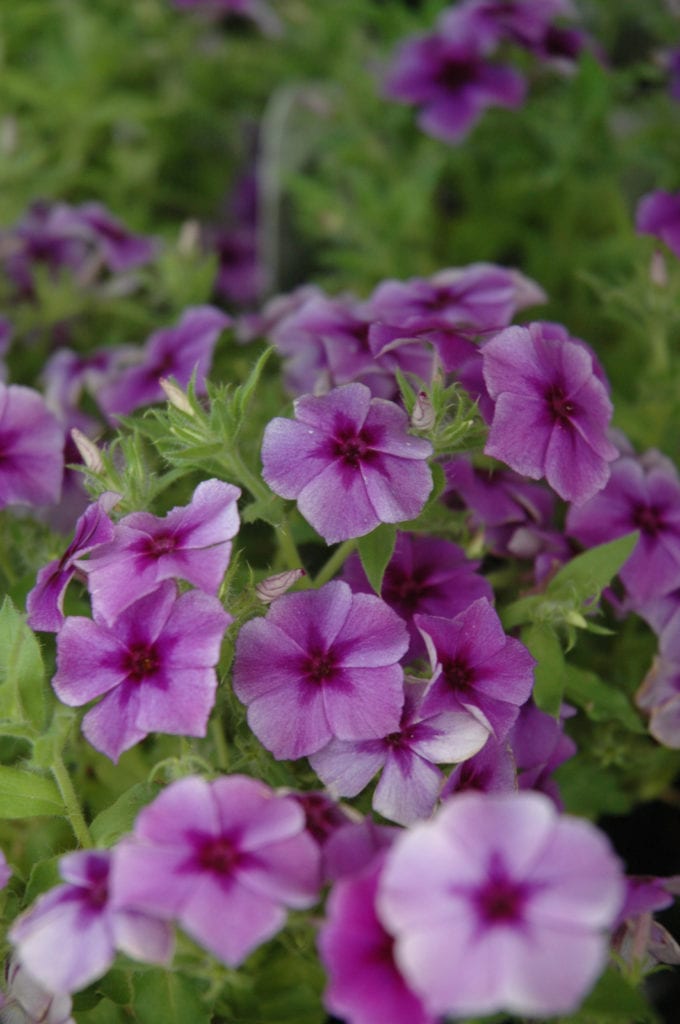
51,753,92,849
313,539,357,587
210,718,230,773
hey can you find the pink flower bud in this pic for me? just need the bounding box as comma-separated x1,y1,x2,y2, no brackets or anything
159,377,195,415
255,569,306,603
411,391,435,431
71,428,103,473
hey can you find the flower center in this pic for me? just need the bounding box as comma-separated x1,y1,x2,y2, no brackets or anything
145,531,179,557
124,642,160,682
475,857,529,925
632,504,663,536
436,57,478,91
197,836,241,876
86,879,109,910
330,426,376,469
383,568,427,613
545,384,575,424
441,655,474,694
303,648,338,685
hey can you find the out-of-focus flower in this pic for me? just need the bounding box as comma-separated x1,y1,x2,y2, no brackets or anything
0,384,64,510
0,957,75,1024
636,190,680,260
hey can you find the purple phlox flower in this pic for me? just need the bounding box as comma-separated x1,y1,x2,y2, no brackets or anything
310,679,489,826
377,791,626,1018
53,581,230,761
9,850,172,994
207,167,264,306
445,455,555,540
482,322,618,504
319,854,439,1024
48,202,156,274
0,848,10,890
0,384,64,509
0,201,89,300
172,0,282,36
97,305,230,419
509,699,576,807
80,478,240,625
0,957,74,1024
26,492,120,632
384,23,526,144
111,775,320,967
636,190,680,260
323,818,398,883
289,790,355,846
261,383,433,544
235,284,324,344
343,531,493,661
566,453,680,607
367,264,545,373
43,347,131,424
233,580,408,760
636,605,680,748
415,598,536,741
442,732,517,797
612,875,680,971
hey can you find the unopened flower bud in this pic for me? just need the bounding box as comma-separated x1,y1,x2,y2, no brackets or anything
255,569,306,604
650,250,668,287
177,219,201,256
71,428,104,473
159,378,194,416
411,391,435,431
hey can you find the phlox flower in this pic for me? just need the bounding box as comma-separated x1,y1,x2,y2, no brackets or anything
443,732,517,796
310,680,489,826
416,598,535,740
0,383,64,509
343,532,492,661
377,791,625,1018
261,383,433,544
482,322,618,504
111,775,320,967
636,190,680,260
9,850,172,994
53,581,230,762
636,605,680,748
26,492,119,632
567,453,680,607
97,305,230,418
232,580,408,759
49,201,156,273
0,957,74,1024
318,854,438,1024
80,478,240,624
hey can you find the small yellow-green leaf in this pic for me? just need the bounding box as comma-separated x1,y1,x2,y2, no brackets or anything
0,765,64,818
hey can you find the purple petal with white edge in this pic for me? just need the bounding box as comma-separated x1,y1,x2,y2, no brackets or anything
334,592,409,667
180,875,286,967
293,383,371,431
297,459,379,542
246,686,333,759
81,684,147,762
53,618,127,705
373,751,443,825
411,711,490,763
310,738,387,798
322,664,404,741
132,776,220,844
266,580,353,652
362,454,433,524
113,910,174,965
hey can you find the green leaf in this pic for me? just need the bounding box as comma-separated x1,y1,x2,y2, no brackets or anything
90,782,157,846
521,622,565,717
231,346,274,435
0,596,46,731
75,997,132,1024
0,765,64,818
558,966,659,1023
133,970,210,1024
564,665,645,733
357,523,396,595
547,532,639,605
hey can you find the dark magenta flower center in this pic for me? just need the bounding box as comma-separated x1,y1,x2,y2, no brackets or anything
632,503,663,536
146,531,179,557
85,878,109,911
441,655,475,694
545,384,575,424
197,836,242,876
475,858,529,925
331,426,377,469
436,57,478,91
303,648,339,684
124,642,160,682
383,567,428,613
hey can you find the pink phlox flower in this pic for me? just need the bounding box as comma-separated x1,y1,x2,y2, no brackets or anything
48,201,156,274
9,850,172,994
318,854,439,1024
612,875,680,972
97,306,230,419
376,791,626,1018
0,956,74,1024
111,775,320,967
636,604,680,748
236,284,323,344
322,818,399,884
443,732,517,797
310,679,489,826
636,190,680,260
53,581,230,761
416,598,535,740
482,322,618,504
0,384,64,509
567,453,680,607
26,492,119,632
343,532,493,662
289,790,354,846
261,383,433,544
384,19,526,144
233,580,408,759
509,700,576,807
80,478,240,624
